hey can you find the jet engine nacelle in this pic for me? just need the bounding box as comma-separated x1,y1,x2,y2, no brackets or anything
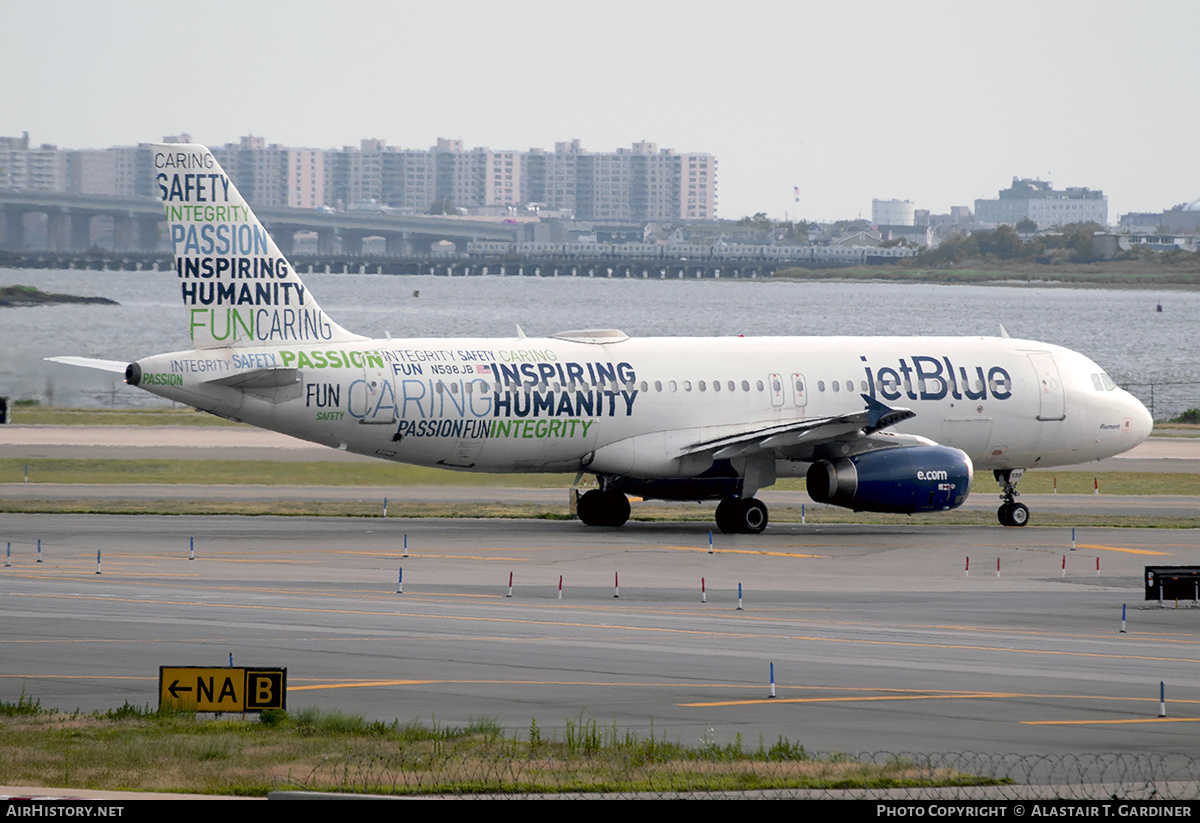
806,445,972,514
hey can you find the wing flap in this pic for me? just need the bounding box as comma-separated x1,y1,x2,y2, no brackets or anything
683,395,916,462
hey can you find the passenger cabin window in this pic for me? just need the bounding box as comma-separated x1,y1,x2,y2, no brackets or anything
817,381,826,392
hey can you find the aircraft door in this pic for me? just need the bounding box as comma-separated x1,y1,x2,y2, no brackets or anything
1028,352,1065,421
790,373,807,411
359,365,396,424
768,373,784,407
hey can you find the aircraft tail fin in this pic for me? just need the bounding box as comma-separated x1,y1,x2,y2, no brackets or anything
152,143,363,349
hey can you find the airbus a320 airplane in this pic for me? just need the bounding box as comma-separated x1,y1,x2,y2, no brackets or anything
52,144,1154,533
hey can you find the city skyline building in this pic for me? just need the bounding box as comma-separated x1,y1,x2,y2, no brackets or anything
0,133,717,222
974,177,1108,229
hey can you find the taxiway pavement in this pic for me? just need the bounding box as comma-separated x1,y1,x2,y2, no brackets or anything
2,513,1198,757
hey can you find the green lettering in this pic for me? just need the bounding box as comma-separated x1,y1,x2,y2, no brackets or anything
189,309,206,341
232,308,252,340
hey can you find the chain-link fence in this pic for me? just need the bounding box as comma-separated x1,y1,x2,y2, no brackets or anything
1119,381,1198,423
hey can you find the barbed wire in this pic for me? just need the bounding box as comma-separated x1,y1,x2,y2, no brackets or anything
288,750,1200,799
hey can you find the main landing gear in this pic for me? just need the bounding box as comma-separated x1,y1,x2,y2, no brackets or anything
575,489,770,534
576,488,631,528
994,468,1030,527
715,496,769,535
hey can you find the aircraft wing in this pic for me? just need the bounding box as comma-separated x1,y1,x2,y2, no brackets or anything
683,395,917,461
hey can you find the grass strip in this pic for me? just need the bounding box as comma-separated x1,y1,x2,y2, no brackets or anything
5,459,1200,496
0,699,1001,796
10,407,246,427
0,458,573,488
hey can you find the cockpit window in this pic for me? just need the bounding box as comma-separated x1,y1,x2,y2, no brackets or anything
1100,372,1117,391
1091,374,1104,391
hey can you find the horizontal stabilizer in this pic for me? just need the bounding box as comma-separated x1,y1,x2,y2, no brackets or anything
45,356,128,374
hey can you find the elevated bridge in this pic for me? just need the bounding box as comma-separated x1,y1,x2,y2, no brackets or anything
0,191,521,254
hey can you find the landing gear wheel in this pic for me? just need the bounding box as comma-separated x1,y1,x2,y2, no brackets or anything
715,497,741,534
714,497,769,534
739,498,769,534
577,489,630,528
997,502,1030,527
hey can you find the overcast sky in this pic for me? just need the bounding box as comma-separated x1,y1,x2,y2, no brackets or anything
6,0,1198,221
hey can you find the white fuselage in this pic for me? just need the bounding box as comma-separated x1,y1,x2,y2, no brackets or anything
133,333,1153,483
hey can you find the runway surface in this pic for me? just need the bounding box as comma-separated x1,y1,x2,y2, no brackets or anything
3,513,1199,757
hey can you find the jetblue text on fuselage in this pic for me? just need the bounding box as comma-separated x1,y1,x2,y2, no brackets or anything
862,354,1012,402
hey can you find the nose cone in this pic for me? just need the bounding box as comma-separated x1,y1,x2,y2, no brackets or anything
1125,391,1154,445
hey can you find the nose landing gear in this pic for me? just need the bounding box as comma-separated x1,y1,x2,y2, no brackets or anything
995,468,1029,527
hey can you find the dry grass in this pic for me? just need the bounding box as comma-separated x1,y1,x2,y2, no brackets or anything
0,705,998,796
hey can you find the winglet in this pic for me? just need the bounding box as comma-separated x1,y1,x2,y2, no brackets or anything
861,394,916,433
998,323,1010,339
